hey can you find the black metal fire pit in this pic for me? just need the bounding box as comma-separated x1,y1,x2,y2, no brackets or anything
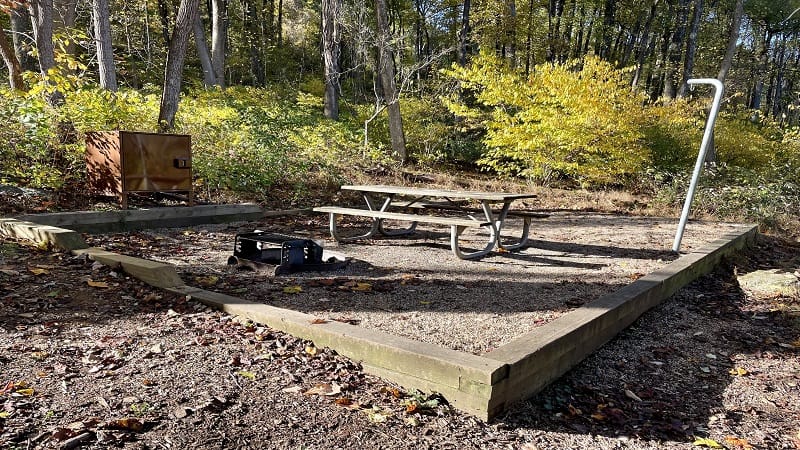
227,232,348,275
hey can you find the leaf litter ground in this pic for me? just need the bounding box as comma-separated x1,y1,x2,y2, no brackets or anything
0,215,798,448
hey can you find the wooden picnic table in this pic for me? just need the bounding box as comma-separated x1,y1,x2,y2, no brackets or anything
313,185,540,259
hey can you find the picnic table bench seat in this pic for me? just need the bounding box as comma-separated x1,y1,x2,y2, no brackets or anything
312,206,494,259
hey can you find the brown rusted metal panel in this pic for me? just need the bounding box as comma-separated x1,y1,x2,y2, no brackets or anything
85,131,193,208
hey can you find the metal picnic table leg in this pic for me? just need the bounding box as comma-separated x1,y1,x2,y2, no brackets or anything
328,212,380,242
370,194,418,236
490,201,530,250
450,225,495,259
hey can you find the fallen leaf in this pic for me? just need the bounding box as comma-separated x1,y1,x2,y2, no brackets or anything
0,411,11,418
309,318,329,325
724,436,754,449
334,397,353,406
87,280,109,288
624,389,642,402
590,412,607,421
105,418,143,432
351,282,372,292
365,407,390,423
283,285,303,294
14,388,34,396
29,268,49,276
304,345,318,356
281,386,302,394
729,367,749,376
304,382,342,397
195,275,219,287
404,416,420,426
693,437,723,448
237,370,256,380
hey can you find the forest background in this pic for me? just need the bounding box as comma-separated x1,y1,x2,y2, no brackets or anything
0,0,799,236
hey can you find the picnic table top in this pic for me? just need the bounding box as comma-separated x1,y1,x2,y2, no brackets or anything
340,185,537,202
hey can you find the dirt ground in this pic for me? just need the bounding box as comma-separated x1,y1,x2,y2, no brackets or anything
1,185,799,449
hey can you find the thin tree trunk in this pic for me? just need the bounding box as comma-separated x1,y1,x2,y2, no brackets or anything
0,26,26,90
573,3,585,59
457,0,470,66
193,14,217,87
158,0,172,46
276,0,283,46
158,0,200,132
242,0,264,85
599,0,614,58
211,0,226,86
92,0,118,91
322,0,341,120
662,0,689,101
29,0,64,106
716,0,743,83
374,0,406,163
10,6,36,72
677,0,703,98
750,29,771,110
506,0,517,66
525,0,534,72
631,0,658,89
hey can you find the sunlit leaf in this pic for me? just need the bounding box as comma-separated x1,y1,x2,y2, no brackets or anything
729,367,749,376
237,370,256,380
283,285,303,294
693,437,723,448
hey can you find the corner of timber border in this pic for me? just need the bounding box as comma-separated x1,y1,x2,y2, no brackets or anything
0,207,758,421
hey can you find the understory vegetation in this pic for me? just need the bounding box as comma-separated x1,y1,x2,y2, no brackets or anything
1,56,799,234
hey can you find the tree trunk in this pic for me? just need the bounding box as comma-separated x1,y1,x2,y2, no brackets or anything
374,0,406,163
158,0,172,47
457,0,470,66
211,0,227,86
158,0,200,132
29,0,64,106
242,0,265,85
92,0,118,91
0,26,26,90
631,0,658,89
506,0,517,66
749,29,771,110
716,0,743,83
662,0,689,101
276,0,283,46
193,14,217,87
676,0,703,98
599,0,614,58
525,0,534,71
322,0,341,120
10,6,36,72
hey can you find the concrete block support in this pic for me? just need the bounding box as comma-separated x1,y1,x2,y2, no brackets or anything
0,218,88,250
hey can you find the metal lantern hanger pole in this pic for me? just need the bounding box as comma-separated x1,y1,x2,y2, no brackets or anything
672,78,724,253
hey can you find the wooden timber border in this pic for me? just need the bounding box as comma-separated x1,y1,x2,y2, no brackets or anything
0,205,757,420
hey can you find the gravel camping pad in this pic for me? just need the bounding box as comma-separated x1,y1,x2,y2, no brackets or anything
85,212,746,354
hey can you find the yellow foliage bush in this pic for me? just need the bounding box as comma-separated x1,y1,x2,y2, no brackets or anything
444,53,650,186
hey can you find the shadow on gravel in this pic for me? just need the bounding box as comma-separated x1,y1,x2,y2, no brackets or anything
496,235,800,447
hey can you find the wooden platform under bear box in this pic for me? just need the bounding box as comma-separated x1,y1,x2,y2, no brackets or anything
85,131,193,208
